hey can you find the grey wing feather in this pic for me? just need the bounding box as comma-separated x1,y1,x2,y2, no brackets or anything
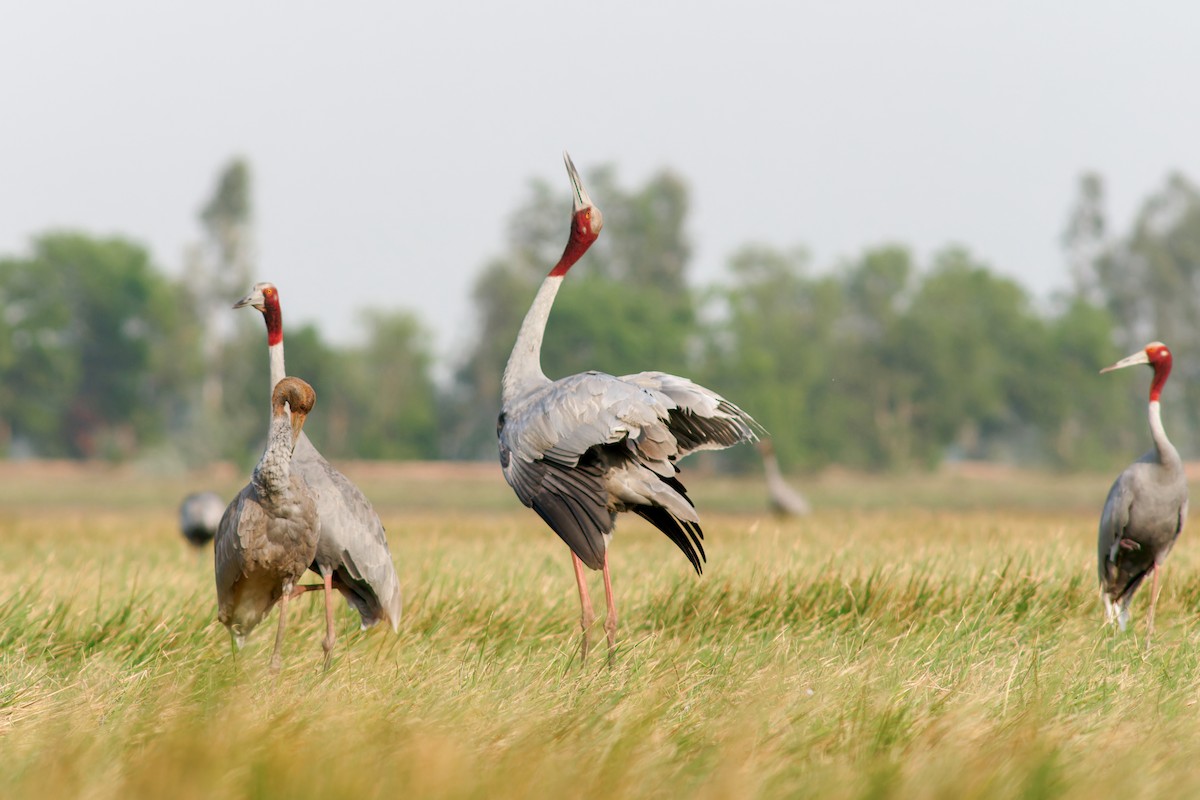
500,370,760,572
505,372,656,466
618,371,764,455
501,437,612,569
1097,473,1133,584
292,433,403,631
214,487,254,617
506,371,760,470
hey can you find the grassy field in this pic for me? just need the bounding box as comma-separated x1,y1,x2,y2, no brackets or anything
3,461,1200,799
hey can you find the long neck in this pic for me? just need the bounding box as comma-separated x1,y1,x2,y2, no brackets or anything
268,341,285,392
253,412,296,501
1148,400,1182,469
264,295,285,391
501,274,563,403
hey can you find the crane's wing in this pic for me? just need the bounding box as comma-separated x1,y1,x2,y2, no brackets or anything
499,371,759,570
214,485,257,615
1097,472,1134,584
505,371,760,471
292,434,403,631
618,371,764,456
499,437,613,569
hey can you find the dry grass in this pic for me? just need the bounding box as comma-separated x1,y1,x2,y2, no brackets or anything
2,462,1200,798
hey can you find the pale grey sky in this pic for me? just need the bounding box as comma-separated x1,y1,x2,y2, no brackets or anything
3,2,1198,367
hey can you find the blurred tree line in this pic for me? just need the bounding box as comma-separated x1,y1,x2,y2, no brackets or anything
0,159,1191,472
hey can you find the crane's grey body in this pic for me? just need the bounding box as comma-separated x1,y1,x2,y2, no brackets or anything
759,442,810,517
179,490,225,547
1098,446,1187,629
215,379,319,659
234,282,402,633
500,369,759,572
1096,342,1187,634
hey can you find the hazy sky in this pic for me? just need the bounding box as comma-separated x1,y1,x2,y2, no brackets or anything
4,2,1199,367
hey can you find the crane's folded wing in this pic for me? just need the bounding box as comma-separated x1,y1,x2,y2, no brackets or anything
619,371,763,455
501,446,612,570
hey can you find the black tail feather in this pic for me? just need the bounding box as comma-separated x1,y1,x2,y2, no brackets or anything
633,505,706,575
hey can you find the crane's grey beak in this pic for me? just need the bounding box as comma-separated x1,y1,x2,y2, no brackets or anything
288,402,308,442
233,287,264,310
563,151,594,213
1100,349,1151,374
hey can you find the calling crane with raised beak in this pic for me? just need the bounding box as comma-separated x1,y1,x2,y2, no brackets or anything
498,152,761,663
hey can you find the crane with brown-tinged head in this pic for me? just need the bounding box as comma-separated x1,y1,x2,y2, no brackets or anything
215,377,319,673
1097,341,1188,641
234,282,402,669
498,153,761,664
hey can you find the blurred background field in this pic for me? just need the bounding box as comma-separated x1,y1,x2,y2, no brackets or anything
5,462,1200,799
0,457,1134,513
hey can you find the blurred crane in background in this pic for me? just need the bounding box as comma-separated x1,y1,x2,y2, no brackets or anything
758,441,810,517
178,490,225,547
498,153,760,663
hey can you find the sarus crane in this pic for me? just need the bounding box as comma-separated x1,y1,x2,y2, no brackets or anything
215,377,320,672
498,152,761,662
235,282,402,669
1097,341,1188,639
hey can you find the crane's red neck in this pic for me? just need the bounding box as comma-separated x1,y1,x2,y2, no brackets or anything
549,208,601,277
263,290,283,346
1149,348,1172,403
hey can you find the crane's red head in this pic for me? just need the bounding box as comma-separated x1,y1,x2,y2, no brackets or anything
234,282,283,346
1100,341,1173,402
549,152,603,278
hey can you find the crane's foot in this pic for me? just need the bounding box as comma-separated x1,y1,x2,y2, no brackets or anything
578,624,591,663
604,617,617,668
321,636,335,672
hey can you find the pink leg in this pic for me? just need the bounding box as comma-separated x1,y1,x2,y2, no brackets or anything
270,590,290,674
1146,564,1163,645
321,570,336,671
572,552,595,661
602,552,618,665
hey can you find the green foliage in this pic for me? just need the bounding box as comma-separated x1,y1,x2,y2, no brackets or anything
703,244,1124,472
219,310,442,463
696,245,843,470
4,159,1193,472
1081,172,1200,455
0,232,201,458
335,310,440,459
